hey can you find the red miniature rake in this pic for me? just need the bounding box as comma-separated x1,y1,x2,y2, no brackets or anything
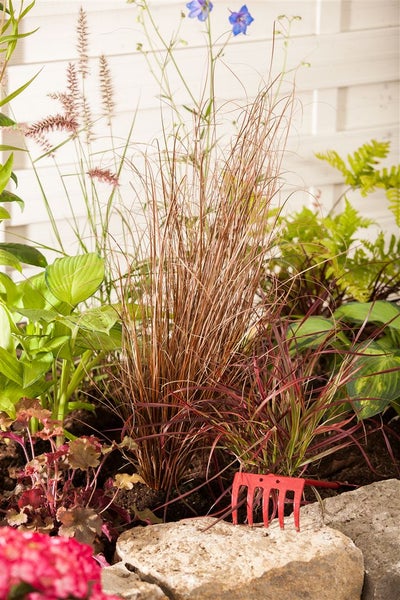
232,472,342,531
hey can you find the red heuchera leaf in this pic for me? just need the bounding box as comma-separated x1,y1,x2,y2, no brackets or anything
17,488,45,510
68,437,101,470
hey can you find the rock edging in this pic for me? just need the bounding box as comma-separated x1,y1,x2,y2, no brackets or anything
102,479,399,600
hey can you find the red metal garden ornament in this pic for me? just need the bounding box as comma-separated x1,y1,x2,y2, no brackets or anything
231,472,342,531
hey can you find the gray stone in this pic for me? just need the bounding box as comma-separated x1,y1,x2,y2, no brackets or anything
115,516,364,600
101,561,168,600
301,479,400,600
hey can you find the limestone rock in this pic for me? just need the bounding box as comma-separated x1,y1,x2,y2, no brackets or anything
101,562,168,600
115,516,364,600
301,478,400,600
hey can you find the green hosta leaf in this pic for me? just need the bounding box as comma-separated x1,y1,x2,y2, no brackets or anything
0,272,18,301
13,307,59,323
0,206,10,219
0,248,21,271
45,253,104,307
288,316,336,350
74,322,122,352
0,303,18,351
16,272,71,314
63,304,119,334
0,347,23,385
348,347,400,419
334,301,400,332
0,304,12,350
0,243,47,267
22,352,53,388
0,393,17,418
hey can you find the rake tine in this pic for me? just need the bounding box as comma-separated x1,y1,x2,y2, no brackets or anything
246,484,255,526
293,488,303,531
262,484,273,527
277,484,286,529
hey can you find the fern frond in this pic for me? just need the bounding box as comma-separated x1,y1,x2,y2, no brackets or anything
387,187,400,227
316,139,391,188
315,149,352,184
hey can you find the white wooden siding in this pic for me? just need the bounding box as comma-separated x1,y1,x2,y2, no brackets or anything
2,0,399,256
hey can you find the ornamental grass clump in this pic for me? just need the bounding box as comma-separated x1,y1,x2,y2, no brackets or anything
205,313,370,477
114,2,293,496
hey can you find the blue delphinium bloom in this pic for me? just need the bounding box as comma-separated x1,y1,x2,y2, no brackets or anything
186,0,213,21
229,5,254,35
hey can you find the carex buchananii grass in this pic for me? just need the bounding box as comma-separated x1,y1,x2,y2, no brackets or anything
115,85,294,495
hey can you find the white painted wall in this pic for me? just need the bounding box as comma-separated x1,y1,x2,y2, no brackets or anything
2,0,399,259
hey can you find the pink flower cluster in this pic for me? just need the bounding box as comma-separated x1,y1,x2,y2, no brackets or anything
0,527,119,600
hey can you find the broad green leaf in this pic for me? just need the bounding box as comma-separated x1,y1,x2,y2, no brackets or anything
288,316,336,350
0,206,10,219
334,301,400,332
22,352,53,388
0,303,13,350
348,347,400,419
16,272,71,314
0,248,21,271
0,189,24,209
0,272,18,301
0,243,47,267
63,304,119,334
0,347,23,385
45,253,104,307
13,307,59,323
75,323,122,352
0,154,13,194
0,394,16,418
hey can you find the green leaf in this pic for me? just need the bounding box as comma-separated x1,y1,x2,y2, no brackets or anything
13,307,59,323
0,112,16,127
348,348,400,419
0,70,40,108
288,316,336,350
0,144,25,152
22,352,53,388
0,205,10,219
0,248,21,271
63,304,119,334
16,272,71,314
75,322,122,352
45,253,104,307
0,243,47,267
334,301,400,332
0,154,13,194
0,303,13,350
0,272,18,301
0,347,23,385
0,188,25,209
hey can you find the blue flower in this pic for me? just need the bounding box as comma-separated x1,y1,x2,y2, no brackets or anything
228,5,254,35
186,0,213,21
